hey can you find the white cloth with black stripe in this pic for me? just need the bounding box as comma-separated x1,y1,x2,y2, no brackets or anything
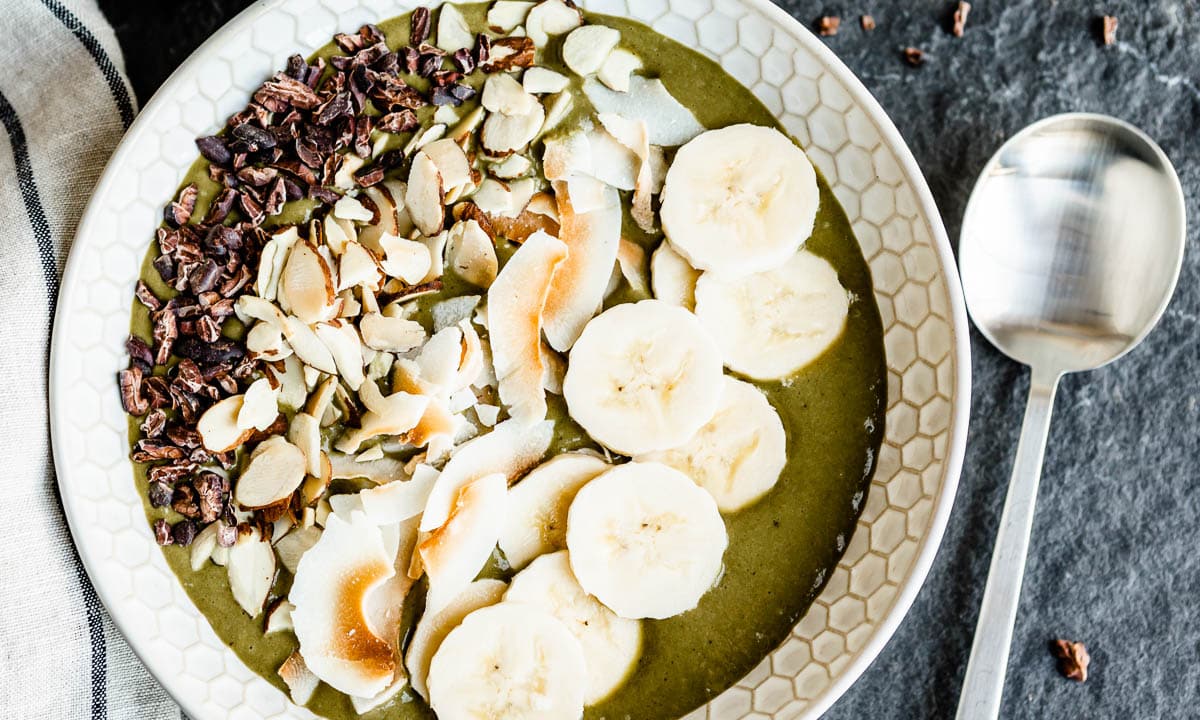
0,1,177,718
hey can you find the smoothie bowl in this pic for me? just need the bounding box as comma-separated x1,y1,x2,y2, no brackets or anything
49,2,969,719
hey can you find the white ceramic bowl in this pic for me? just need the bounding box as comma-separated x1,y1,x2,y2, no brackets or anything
50,1,971,718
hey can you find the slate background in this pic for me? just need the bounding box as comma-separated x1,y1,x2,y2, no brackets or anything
96,1,1200,717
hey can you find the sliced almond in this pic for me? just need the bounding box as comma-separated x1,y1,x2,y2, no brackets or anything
329,452,408,484
360,313,427,352
273,354,309,411
256,227,299,302
333,153,366,189
235,436,307,508
487,1,534,31
482,74,538,116
448,105,486,144
416,326,465,390
405,152,445,236
190,522,220,571
526,0,583,46
598,48,642,93
420,231,448,283
288,411,323,477
480,103,545,156
265,599,295,634
306,376,338,426
523,66,569,95
599,112,656,232
475,404,500,427
279,650,319,705
324,213,354,255
435,2,473,52
227,528,276,617
314,322,365,391
404,123,447,157
421,139,472,195
446,220,498,288
245,322,289,360
237,377,281,431
281,241,337,324
538,90,574,139
563,25,620,76
582,76,705,146
379,235,433,285
491,154,532,179
333,195,373,222
337,241,384,292
198,395,252,452
274,525,322,574
358,182,410,253
235,294,286,328
282,316,338,374
432,104,460,126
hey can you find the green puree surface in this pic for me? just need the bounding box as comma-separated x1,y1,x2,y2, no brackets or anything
129,5,886,720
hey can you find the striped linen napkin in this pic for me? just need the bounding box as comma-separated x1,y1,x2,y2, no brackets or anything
0,1,178,717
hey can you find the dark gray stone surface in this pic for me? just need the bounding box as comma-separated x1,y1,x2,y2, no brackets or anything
100,1,1200,717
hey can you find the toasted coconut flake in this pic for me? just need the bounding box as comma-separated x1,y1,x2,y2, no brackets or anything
563,25,620,76
482,74,538,116
290,511,397,697
598,113,656,232
361,463,439,526
335,390,429,454
379,235,433,285
491,154,532,179
526,0,583,46
315,322,365,391
235,436,307,508
615,237,651,295
475,404,500,427
356,445,385,463
419,473,506,613
282,316,338,374
329,453,408,484
598,48,643,92
527,191,559,221
417,325,466,390
334,195,374,222
542,181,622,351
488,230,567,422
198,395,252,452
279,650,320,705
446,220,498,288
361,312,427,352
523,66,569,95
237,377,281,431
435,2,473,51
487,1,534,31
480,102,545,156
266,600,295,634
583,76,704,146
337,242,384,292
288,411,323,477
432,295,483,333
405,152,446,236
228,528,275,617
540,340,567,394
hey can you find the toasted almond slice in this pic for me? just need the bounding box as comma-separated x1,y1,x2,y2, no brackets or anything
470,178,516,216
279,650,319,705
288,412,323,477
334,195,373,222
488,0,534,31
405,152,445,236
275,525,322,573
563,25,620,76
379,235,433,285
488,230,568,424
361,313,427,352
314,322,365,391
446,220,498,288
417,325,465,390
245,322,288,359
404,123,447,157
255,241,279,300
481,102,545,156
422,139,472,194
282,316,338,374
436,2,473,52
235,436,307,508
260,227,300,302
526,0,583,46
335,391,429,454
448,106,486,144
198,395,252,452
324,213,354,255
337,242,383,292
433,104,460,125
273,354,308,411
235,294,286,328
456,319,486,391
358,183,405,253
539,91,574,139
281,241,337,324
482,74,538,116
190,522,220,570
420,231,448,283
523,66,569,95
265,599,295,634
542,181,622,351
491,154,532,179
334,153,366,189
237,377,281,431
598,48,643,92
306,375,337,422
228,528,275,617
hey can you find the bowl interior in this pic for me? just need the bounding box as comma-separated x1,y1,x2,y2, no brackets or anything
49,1,969,719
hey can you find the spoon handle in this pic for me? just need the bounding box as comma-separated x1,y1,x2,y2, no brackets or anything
955,367,1060,720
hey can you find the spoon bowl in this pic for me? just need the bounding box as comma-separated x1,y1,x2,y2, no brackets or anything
954,113,1185,720
960,113,1186,373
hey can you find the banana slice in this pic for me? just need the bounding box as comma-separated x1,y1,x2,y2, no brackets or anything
650,240,700,310
566,462,727,619
427,602,586,720
660,124,819,277
405,578,507,701
498,452,610,570
694,250,849,380
505,551,642,705
640,376,786,512
562,299,723,455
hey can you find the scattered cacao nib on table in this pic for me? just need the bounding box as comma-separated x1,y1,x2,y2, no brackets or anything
816,15,841,37
1050,639,1091,682
903,47,925,67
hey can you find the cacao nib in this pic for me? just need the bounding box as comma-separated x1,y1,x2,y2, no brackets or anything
411,6,431,45
164,184,198,227
316,92,354,126
174,336,245,365
148,481,174,508
354,165,385,187
451,48,476,74
309,185,342,205
194,472,227,523
264,176,287,216
216,522,238,548
119,367,149,415
188,258,222,294
140,408,167,438
254,73,320,110
152,253,176,282
151,308,178,365
153,519,173,545
204,188,239,225
172,520,198,546
401,46,420,74
126,335,154,368
132,439,185,463
236,165,278,187
195,135,232,166
418,52,442,77
197,315,222,343
229,123,277,154
172,483,201,519
473,33,491,67
378,109,419,134
238,190,265,226
143,375,172,409
148,463,195,485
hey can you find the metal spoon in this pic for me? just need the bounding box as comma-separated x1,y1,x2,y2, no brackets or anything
954,113,1185,719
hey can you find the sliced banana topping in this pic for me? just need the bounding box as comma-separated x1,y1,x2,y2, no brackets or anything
694,250,850,379
567,462,728,620
427,602,586,720
563,300,724,455
505,551,642,705
660,124,820,277
499,452,610,570
640,376,787,512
